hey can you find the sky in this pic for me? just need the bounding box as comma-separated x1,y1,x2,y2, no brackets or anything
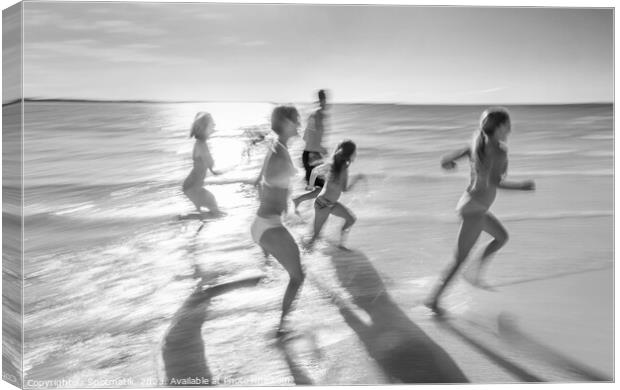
2,1,21,102
12,1,614,104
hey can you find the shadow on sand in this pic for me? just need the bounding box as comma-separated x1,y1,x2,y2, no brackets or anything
275,332,321,385
496,313,610,381
489,264,612,289
162,277,262,386
324,247,468,383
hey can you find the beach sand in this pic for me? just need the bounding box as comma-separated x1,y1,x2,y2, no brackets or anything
19,102,612,385
156,238,612,384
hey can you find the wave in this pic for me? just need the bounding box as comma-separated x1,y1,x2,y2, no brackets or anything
580,134,614,140
24,176,260,196
361,209,613,226
22,204,612,230
377,124,464,135
510,149,578,156
21,165,612,202
508,169,613,177
500,210,612,222
23,210,174,227
386,169,613,182
581,150,614,157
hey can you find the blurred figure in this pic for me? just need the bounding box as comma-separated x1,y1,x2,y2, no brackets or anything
182,112,222,215
293,89,330,211
251,106,303,337
241,126,268,162
304,140,365,250
426,107,535,315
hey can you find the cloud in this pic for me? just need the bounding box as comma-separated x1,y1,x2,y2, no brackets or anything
25,39,198,66
24,3,230,37
217,36,267,47
94,20,166,36
23,8,56,26
43,18,167,37
244,40,267,47
192,12,230,21
447,86,508,98
25,8,166,37
478,87,506,94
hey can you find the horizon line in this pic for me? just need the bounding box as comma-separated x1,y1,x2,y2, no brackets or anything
2,97,614,107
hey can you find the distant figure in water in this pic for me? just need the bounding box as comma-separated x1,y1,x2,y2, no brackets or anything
251,106,303,337
304,140,365,250
242,127,268,162
293,89,330,211
182,112,222,215
426,107,535,315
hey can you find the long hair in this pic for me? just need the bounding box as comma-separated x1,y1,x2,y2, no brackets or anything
190,112,213,140
472,107,510,163
271,105,300,135
331,140,356,180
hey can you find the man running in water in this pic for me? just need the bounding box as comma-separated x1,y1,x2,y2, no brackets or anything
293,89,330,211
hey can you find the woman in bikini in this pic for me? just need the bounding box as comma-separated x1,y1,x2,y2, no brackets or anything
304,140,365,250
182,112,222,215
251,106,303,337
426,107,535,315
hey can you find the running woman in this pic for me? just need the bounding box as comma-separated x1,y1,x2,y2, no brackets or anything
304,140,365,250
426,107,535,315
293,89,330,210
251,106,304,337
182,112,222,215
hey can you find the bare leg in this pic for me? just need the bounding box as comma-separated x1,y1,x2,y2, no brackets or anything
184,186,220,214
426,215,484,312
469,212,509,286
330,202,357,248
197,188,220,214
306,205,331,249
293,188,321,213
259,227,304,335
183,187,201,212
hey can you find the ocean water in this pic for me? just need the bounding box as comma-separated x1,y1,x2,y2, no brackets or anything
17,102,613,384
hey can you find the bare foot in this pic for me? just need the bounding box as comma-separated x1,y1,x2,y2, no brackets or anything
475,279,496,291
206,209,227,219
275,327,290,339
463,262,482,285
463,269,480,286
338,230,350,250
302,238,316,253
424,298,446,316
463,266,495,291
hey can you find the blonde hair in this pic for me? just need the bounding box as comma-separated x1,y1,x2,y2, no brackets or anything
190,112,213,140
472,107,510,163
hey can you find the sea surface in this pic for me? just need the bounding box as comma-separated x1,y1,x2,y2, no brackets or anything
13,102,613,385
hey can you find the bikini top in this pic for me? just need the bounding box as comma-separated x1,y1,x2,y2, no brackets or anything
261,141,296,189
309,162,331,188
193,141,213,171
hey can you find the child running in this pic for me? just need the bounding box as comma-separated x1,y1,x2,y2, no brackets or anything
426,107,535,315
182,112,222,215
251,106,303,337
304,140,365,250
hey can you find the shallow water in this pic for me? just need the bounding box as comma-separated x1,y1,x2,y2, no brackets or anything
17,102,612,385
